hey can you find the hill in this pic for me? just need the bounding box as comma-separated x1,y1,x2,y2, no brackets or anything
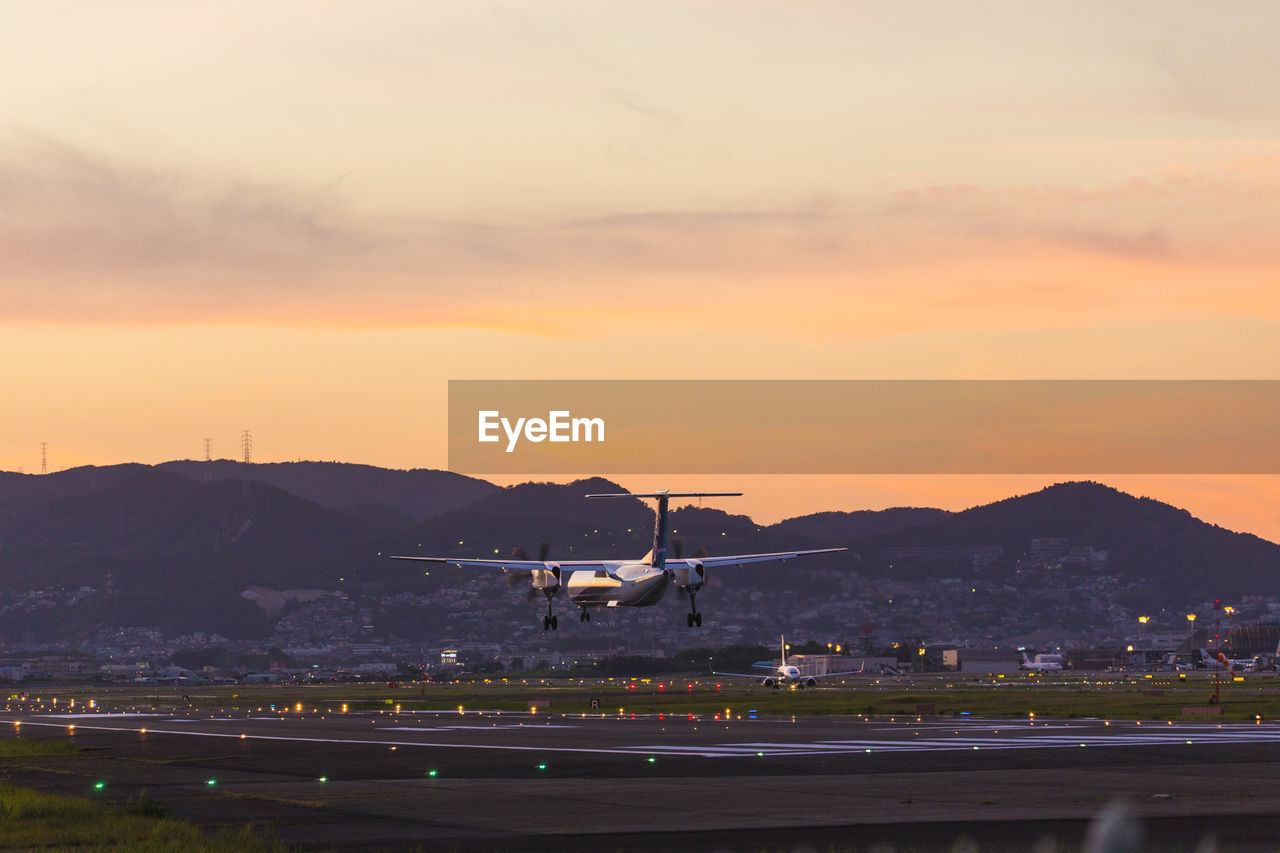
853,481,1280,602
2,467,1277,645
159,460,496,521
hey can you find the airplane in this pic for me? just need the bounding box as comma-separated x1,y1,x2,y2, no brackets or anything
712,634,867,688
1019,652,1063,672
389,490,845,630
1196,648,1247,673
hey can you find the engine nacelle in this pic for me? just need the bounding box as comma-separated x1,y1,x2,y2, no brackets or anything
531,566,561,590
761,677,776,688
669,561,706,590
804,677,817,688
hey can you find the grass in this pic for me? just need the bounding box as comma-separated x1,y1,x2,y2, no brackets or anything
7,672,1279,721
0,738,80,758
0,784,290,852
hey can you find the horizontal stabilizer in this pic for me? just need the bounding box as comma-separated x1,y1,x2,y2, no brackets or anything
586,491,742,499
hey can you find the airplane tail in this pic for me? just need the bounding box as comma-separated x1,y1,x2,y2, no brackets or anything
586,491,742,569
780,634,787,667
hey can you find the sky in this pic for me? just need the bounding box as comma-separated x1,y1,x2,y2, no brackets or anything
2,1,1279,539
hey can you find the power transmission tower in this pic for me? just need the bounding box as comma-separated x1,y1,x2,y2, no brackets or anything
41,442,47,475
241,430,252,464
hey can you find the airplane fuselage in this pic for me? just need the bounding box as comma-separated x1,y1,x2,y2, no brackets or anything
565,563,670,608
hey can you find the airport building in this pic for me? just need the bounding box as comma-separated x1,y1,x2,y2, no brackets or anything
942,648,1021,674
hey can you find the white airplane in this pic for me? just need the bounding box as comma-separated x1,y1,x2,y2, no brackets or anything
1196,648,1247,673
390,490,845,630
1019,652,1063,672
713,634,866,688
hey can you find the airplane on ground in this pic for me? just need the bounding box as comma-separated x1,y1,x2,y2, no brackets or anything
389,491,845,630
712,634,867,688
1197,648,1249,673
1019,652,1063,672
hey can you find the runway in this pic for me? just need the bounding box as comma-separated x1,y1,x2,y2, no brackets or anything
4,706,1280,851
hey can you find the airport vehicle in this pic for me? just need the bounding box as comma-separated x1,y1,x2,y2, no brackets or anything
1019,652,1063,672
390,490,844,630
713,635,866,687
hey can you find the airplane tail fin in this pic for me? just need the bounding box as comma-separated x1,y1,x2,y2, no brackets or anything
586,491,742,569
780,634,786,667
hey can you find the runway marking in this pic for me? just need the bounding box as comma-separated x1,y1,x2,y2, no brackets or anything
395,724,581,731
8,718,1280,760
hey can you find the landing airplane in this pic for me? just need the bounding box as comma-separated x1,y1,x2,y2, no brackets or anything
713,634,866,688
390,491,845,630
1019,652,1063,672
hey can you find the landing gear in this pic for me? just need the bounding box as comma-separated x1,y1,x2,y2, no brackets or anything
579,608,591,622
542,590,557,631
686,592,702,627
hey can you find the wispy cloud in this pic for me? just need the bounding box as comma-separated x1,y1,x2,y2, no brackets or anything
3,135,1279,331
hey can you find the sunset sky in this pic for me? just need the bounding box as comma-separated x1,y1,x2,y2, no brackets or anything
3,2,1279,538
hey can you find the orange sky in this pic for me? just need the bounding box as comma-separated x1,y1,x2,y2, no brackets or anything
2,2,1279,541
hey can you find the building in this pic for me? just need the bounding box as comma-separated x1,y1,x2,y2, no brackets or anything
942,648,1021,674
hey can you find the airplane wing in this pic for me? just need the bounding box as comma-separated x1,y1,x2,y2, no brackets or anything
388,556,612,571
808,669,866,679
711,670,773,679
664,547,846,568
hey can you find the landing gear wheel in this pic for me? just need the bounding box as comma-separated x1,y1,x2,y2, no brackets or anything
542,616,550,631
695,612,702,627
687,612,694,628
550,615,558,630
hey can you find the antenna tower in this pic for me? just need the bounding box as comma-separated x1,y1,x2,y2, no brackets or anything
241,430,253,464
41,442,47,475
204,438,212,461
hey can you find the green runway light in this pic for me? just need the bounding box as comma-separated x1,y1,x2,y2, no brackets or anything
428,769,438,777
647,756,656,764
206,779,217,786
94,782,105,790
537,763,547,771
756,751,764,757
318,777,327,783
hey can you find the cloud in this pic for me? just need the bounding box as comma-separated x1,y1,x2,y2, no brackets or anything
3,136,1279,333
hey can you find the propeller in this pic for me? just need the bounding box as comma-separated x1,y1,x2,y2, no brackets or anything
504,542,552,588
502,543,561,602
671,538,707,560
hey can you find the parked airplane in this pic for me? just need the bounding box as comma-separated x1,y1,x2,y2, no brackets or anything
1019,652,1063,672
1196,648,1249,673
390,491,845,630
713,635,866,688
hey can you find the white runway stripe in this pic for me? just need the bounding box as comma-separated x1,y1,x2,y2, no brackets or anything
9,718,1280,759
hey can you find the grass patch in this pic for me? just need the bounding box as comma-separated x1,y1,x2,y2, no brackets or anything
16,674,1280,722
0,738,80,758
0,783,290,852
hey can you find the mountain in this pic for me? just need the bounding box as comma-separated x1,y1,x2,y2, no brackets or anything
774,508,951,544
2,467,1277,644
159,460,496,521
852,481,1280,601
0,465,379,639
